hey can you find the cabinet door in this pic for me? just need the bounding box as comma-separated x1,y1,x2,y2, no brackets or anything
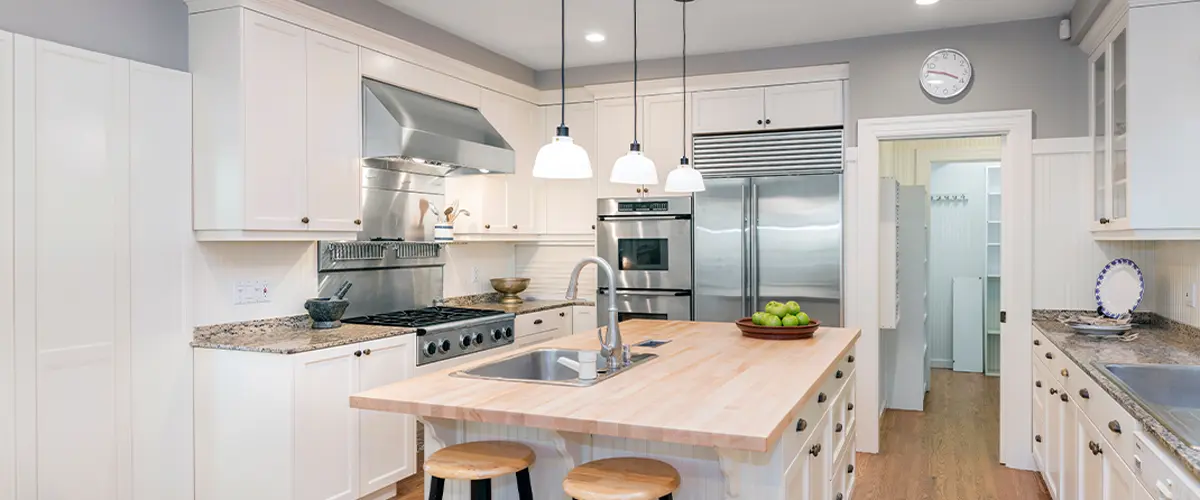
1046,383,1062,499
1078,413,1104,500
293,345,360,500
25,38,129,500
784,453,806,500
691,87,764,134
1058,388,1078,500
1033,364,1048,474
1103,447,1134,500
305,30,361,232
540,103,598,235
596,97,646,198
243,11,308,231
0,30,13,500
643,94,689,197
1090,44,1109,227
358,336,417,496
479,90,539,234
1110,25,1128,224
806,413,833,500
765,82,844,129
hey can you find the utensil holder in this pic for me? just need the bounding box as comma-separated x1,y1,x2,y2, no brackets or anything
434,223,454,242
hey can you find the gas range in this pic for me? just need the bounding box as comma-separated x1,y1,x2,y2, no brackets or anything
343,306,515,366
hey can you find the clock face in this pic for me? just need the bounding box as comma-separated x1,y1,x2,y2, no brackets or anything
921,49,972,99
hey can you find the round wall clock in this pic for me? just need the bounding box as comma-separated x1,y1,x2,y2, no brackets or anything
920,48,973,99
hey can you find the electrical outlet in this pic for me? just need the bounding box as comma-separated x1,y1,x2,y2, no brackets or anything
1187,283,1197,308
471,266,480,284
235,280,271,305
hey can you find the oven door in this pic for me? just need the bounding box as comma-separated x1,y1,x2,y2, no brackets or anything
597,217,693,290
597,289,693,327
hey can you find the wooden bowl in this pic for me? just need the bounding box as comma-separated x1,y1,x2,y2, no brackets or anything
735,318,821,340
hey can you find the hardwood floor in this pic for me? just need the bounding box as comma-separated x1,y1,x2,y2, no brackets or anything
395,369,1048,500
855,369,1051,500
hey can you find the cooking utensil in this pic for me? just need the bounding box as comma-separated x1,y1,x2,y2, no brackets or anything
450,209,470,224
333,281,353,300
490,277,531,305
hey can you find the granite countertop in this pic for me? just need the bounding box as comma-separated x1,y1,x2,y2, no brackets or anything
1033,310,1200,479
444,292,595,315
191,315,415,355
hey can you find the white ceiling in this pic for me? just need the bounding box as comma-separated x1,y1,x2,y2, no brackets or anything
378,0,1075,71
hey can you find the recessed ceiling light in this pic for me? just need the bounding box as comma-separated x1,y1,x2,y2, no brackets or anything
585,32,606,43
915,0,940,5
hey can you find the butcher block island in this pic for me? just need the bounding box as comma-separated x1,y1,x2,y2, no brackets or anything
351,320,860,499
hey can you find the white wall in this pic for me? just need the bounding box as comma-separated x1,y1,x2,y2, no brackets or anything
514,244,597,301
1148,241,1200,328
928,162,991,368
192,242,319,326
443,243,517,298
1030,140,1157,312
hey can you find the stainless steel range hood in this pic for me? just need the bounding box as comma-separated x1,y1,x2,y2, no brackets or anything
362,77,515,176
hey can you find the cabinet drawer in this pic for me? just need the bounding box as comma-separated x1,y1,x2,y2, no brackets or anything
832,442,852,500
782,387,826,464
1032,328,1062,370
1134,432,1200,500
1069,371,1140,471
515,308,570,336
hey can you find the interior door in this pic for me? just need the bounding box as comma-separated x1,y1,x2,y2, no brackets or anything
693,178,748,322
754,174,842,326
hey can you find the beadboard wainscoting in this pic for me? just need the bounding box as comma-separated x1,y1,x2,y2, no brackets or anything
1149,241,1200,328
1030,138,1157,312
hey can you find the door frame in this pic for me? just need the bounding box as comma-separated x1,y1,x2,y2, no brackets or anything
847,110,1034,471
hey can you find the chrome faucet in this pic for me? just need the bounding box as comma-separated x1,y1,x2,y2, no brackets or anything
566,256,625,371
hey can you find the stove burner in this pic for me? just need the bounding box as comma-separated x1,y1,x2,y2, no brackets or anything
342,306,507,328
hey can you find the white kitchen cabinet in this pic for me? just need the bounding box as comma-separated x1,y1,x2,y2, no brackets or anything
596,97,647,198
805,412,833,500
1076,413,1105,500
642,94,690,197
191,7,362,241
8,35,194,500
195,334,418,500
692,82,844,135
538,102,599,235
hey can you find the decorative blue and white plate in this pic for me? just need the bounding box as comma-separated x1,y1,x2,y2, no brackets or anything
1095,258,1144,319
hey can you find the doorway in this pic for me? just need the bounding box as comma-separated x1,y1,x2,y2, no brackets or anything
847,110,1034,471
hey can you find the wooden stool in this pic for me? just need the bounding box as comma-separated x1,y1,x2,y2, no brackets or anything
425,441,536,500
563,457,681,500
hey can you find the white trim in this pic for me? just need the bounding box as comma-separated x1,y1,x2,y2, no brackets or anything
584,64,850,100
454,233,596,245
1081,0,1129,56
183,0,542,104
914,147,1001,170
1129,0,1196,7
192,230,360,242
1093,228,1200,240
536,88,596,107
1032,137,1092,155
849,110,1034,473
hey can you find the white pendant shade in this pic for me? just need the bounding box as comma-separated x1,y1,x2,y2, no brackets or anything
533,134,592,179
665,163,706,193
610,150,658,185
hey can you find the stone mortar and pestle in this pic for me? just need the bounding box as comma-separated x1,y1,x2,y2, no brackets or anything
305,281,352,329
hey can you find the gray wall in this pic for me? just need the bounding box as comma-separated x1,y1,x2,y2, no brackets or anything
0,0,189,71
537,17,1088,143
1072,0,1111,41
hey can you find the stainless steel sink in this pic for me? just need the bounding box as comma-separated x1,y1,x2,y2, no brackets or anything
452,348,658,387
1097,363,1200,449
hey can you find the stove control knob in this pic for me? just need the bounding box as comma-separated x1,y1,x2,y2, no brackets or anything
491,329,504,341
503,327,514,339
473,332,484,345
438,339,451,353
459,334,472,350
423,341,438,357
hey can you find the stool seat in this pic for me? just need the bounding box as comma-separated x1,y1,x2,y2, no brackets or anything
425,441,536,481
563,458,681,500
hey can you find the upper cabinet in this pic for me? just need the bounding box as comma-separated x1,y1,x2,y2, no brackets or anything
642,93,691,197
596,96,646,198
1090,0,1200,239
538,102,599,235
692,81,844,134
191,8,362,241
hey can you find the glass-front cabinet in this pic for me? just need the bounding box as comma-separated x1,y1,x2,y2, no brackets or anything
1091,16,1128,232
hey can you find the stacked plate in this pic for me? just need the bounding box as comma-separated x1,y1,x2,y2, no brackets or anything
1068,258,1144,336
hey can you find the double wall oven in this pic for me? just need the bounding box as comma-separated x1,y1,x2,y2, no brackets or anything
596,197,693,326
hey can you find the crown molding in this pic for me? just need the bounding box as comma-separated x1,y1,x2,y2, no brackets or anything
582,64,849,100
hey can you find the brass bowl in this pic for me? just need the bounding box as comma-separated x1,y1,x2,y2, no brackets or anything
490,278,531,305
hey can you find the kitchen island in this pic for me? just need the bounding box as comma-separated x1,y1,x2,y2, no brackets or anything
352,320,860,499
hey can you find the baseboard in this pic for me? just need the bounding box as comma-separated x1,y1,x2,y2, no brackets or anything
930,359,953,369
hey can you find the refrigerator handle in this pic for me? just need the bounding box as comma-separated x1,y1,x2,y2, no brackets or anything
749,180,759,314
741,181,751,318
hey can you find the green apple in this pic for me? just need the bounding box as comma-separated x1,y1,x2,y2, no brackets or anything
796,312,811,326
765,302,789,318
785,301,802,316
765,315,783,327
751,312,767,325
781,314,800,327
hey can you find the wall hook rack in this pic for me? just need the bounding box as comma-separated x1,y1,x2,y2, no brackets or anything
931,194,968,202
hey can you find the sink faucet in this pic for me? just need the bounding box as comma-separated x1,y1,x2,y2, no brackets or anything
566,256,624,371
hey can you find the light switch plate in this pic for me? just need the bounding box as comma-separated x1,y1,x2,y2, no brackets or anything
235,280,271,305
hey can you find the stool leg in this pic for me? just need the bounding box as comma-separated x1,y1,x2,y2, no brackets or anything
470,479,491,500
427,477,445,500
659,495,673,500
515,468,533,500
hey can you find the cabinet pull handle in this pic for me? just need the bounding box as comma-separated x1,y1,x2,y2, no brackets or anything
1100,217,1111,225
1033,339,1041,346
756,119,764,125
817,392,828,404
512,224,518,230
354,219,362,225
796,418,808,432
592,225,596,230
1045,352,1054,360
1060,393,1069,402
835,423,844,433
301,217,310,224
847,464,854,474
1035,435,1042,443
363,349,371,356
1035,381,1042,388
1079,388,1090,399
1061,368,1070,377
847,402,854,411
836,370,844,379
559,312,566,317
1090,441,1103,455
848,355,855,363
354,350,362,357
765,118,772,125
534,319,544,325
809,444,821,457
485,224,491,229
1050,388,1059,395
1109,420,1122,434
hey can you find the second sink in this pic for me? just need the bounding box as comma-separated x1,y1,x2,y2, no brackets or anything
453,348,657,387
1098,363,1200,450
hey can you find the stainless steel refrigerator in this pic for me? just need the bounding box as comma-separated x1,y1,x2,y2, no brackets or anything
691,128,844,326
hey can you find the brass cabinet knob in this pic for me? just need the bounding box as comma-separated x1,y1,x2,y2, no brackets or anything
354,219,362,225
354,350,362,357
817,392,828,404
559,312,566,317
363,349,372,355
1079,388,1090,399
301,217,310,224
1035,435,1042,443
1061,368,1069,377
1036,381,1042,388
1050,388,1059,395
591,225,596,230
1061,393,1069,402
512,224,518,230
1046,352,1054,360
1109,420,1122,434
1034,339,1041,346
796,418,807,432
485,224,491,229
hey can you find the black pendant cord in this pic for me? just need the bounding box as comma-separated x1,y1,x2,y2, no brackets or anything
680,0,687,163
559,0,566,129
631,0,639,149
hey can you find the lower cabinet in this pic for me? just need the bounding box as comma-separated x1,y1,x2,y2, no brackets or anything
514,307,575,348
783,349,856,500
195,334,417,500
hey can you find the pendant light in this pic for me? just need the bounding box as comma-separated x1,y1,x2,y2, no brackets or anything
665,0,705,193
609,0,659,187
533,0,593,179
